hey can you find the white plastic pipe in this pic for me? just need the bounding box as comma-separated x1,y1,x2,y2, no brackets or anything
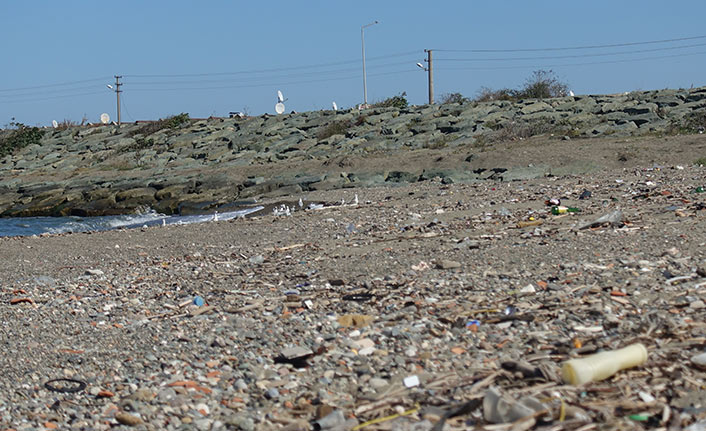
562,343,648,385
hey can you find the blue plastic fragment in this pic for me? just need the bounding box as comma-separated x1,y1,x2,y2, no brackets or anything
193,296,205,307
466,320,481,327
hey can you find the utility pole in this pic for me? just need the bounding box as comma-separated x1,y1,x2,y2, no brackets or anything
425,49,434,105
361,21,379,107
114,75,122,126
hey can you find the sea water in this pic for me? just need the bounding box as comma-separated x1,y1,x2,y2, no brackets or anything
0,207,263,237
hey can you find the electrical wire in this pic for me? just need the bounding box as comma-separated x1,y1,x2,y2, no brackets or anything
127,69,417,93
0,77,111,93
432,34,706,53
0,84,109,99
1,90,106,104
123,60,416,87
434,50,706,72
120,95,135,122
435,42,706,62
123,50,421,79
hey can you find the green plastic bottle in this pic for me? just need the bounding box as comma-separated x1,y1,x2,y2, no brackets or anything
551,205,581,215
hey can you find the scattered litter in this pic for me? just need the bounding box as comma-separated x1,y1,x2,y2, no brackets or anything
562,343,648,385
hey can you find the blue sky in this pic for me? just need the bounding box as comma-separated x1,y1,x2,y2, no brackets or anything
3,1,706,126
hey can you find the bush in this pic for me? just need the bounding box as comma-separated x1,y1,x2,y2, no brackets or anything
473,70,569,102
317,119,352,141
128,113,190,137
668,110,706,134
371,92,408,109
518,70,569,99
440,92,469,104
475,87,518,102
0,123,45,158
56,119,78,131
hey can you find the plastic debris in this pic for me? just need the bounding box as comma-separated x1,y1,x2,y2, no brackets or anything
562,343,648,385
192,296,205,307
483,386,549,423
576,209,624,230
403,375,420,388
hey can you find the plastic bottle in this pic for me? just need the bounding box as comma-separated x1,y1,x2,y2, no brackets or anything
562,343,647,385
551,205,581,215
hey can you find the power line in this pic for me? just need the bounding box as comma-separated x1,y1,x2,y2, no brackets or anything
123,50,421,79
433,34,706,53
124,60,416,87
0,84,107,99
435,42,706,62
0,90,106,104
127,69,417,93
434,50,706,72
0,77,111,93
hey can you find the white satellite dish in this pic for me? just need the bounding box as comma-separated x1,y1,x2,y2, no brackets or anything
277,90,284,103
274,102,285,115
52,120,58,128
100,113,110,124
332,101,338,111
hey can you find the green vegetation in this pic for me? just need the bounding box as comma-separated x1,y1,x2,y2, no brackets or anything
317,119,352,141
694,157,706,166
0,122,46,158
119,137,156,154
371,92,408,109
128,113,191,137
440,92,470,104
667,110,706,134
474,70,570,102
56,119,79,131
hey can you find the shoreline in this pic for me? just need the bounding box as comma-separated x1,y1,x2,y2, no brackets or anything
1,170,705,429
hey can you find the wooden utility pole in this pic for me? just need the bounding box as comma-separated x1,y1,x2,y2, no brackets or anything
114,75,122,126
425,49,434,104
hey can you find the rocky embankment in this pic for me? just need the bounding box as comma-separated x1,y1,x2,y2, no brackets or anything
1,87,706,217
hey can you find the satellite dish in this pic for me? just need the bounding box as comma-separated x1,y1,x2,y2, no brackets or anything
275,103,285,115
52,120,58,128
332,101,338,111
100,113,110,124
277,90,284,103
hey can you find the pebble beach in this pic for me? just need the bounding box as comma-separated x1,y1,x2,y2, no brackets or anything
1,165,705,430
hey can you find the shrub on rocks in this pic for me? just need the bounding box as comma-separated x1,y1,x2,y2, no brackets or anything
317,119,353,141
0,122,45,158
128,113,191,137
474,70,570,102
371,92,408,109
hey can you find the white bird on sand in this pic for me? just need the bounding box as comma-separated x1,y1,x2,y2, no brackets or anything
353,194,359,205
213,211,219,222
298,198,303,208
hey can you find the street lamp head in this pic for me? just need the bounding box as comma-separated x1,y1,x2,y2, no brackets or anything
106,84,113,90
416,63,425,69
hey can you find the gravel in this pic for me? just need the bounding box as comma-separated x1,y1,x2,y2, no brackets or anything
0,165,705,430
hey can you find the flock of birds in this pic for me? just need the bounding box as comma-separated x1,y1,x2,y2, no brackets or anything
271,194,359,217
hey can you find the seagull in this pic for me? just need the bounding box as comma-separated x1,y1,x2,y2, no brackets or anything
332,101,338,111
569,90,575,97
298,198,303,208
213,211,219,222
353,194,359,205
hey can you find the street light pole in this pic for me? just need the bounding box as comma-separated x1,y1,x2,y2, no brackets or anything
361,20,379,107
